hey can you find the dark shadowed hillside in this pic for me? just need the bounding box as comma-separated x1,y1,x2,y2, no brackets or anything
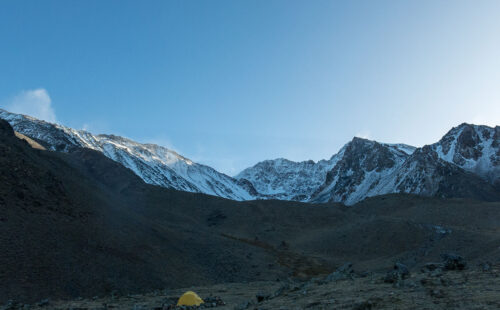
1,119,500,304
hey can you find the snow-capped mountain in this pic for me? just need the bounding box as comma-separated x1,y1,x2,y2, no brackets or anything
1,108,498,205
235,153,343,201
309,138,415,204
236,140,420,204
429,123,500,185
386,145,500,201
0,109,255,200
239,126,499,205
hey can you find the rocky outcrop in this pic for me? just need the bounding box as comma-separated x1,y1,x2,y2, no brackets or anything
431,123,500,185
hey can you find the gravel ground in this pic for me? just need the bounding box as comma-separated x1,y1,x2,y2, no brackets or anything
15,263,500,310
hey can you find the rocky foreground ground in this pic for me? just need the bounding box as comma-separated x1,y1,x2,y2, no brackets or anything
6,259,499,310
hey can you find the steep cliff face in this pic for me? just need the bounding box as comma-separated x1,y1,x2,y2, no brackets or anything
309,138,413,204
430,123,500,186
385,145,500,201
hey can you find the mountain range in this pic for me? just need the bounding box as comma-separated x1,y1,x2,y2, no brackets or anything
2,115,500,303
1,108,499,204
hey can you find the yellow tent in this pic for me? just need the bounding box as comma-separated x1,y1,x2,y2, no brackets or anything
177,291,204,306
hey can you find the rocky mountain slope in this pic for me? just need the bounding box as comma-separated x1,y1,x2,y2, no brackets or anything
0,118,287,302
2,117,500,303
430,123,500,186
308,138,415,204
0,109,255,200
309,136,500,204
1,109,498,204
235,153,344,201
240,124,500,204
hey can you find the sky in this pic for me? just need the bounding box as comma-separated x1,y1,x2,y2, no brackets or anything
1,0,500,175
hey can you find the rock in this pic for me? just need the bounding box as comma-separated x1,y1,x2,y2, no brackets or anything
384,263,410,285
394,263,410,278
404,280,417,288
336,262,354,273
430,268,443,277
479,262,491,272
441,253,467,270
384,270,399,284
1,300,17,310
429,289,445,298
324,262,354,282
422,262,444,277
256,292,269,302
306,301,321,308
420,277,441,286
278,240,289,250
37,299,50,307
422,262,443,272
384,270,399,283
111,290,120,300
234,301,252,310
440,277,452,286
352,297,382,310
272,283,290,298
203,296,224,307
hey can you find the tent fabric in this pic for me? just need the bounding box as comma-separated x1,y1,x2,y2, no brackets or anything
177,291,204,306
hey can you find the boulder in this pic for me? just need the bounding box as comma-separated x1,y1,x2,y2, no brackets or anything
441,253,466,270
384,263,410,284
324,263,354,282
256,292,269,303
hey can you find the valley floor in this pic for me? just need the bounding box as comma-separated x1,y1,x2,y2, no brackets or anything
21,263,500,310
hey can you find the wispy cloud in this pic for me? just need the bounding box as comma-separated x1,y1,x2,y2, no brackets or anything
355,130,371,139
4,88,57,123
141,135,181,153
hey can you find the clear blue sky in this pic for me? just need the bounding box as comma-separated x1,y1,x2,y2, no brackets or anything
1,0,499,175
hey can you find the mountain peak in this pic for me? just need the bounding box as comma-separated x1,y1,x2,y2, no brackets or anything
1,108,498,205
351,136,376,144
0,109,255,201
431,122,499,184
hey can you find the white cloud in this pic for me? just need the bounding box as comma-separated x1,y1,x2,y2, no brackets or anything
143,136,178,152
355,131,371,140
5,88,57,123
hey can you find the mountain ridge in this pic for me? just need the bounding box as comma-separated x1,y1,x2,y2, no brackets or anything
0,108,254,201
1,108,498,204
2,117,500,304
241,125,499,204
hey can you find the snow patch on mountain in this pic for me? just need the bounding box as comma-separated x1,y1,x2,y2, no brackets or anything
430,123,500,184
1,108,498,205
0,109,255,200
236,149,345,201
310,138,412,204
